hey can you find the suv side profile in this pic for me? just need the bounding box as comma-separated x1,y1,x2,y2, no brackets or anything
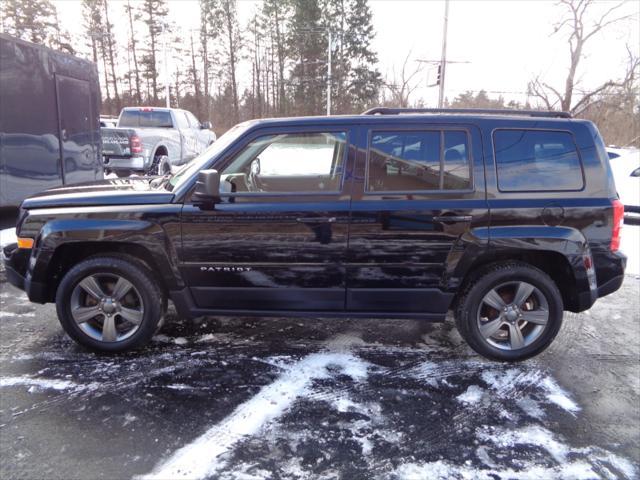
3,108,626,361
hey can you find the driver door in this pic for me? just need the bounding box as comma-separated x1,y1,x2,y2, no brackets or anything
180,125,355,312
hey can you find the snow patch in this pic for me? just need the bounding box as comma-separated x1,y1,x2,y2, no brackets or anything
456,385,484,404
140,345,369,480
539,376,581,414
395,460,598,480
0,376,80,391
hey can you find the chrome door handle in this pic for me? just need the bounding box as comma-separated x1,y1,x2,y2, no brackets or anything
433,215,473,223
296,217,337,224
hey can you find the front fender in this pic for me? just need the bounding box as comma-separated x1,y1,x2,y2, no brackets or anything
29,217,184,293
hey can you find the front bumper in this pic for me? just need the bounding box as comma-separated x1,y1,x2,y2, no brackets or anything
2,244,48,303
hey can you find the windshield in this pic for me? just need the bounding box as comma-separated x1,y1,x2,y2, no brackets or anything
167,122,253,191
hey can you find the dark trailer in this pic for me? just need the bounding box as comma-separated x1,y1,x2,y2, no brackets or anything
0,33,102,211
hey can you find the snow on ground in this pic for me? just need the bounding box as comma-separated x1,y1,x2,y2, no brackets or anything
141,335,370,480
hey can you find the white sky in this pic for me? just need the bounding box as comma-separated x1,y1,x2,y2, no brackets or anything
52,0,639,108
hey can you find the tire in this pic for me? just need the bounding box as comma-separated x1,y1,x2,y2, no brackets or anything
55,255,165,353
115,170,131,178
146,154,170,176
454,261,563,362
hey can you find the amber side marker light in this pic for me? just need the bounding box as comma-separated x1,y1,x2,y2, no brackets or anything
17,238,34,249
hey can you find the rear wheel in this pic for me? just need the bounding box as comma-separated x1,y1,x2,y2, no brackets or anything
55,255,165,353
147,154,170,176
455,262,563,361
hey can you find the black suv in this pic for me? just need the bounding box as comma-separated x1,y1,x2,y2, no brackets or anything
3,108,627,361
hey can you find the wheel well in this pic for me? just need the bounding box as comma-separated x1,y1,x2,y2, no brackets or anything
46,242,167,302
456,250,579,312
154,146,168,158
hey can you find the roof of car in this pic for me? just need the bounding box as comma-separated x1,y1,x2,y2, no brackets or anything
240,112,584,129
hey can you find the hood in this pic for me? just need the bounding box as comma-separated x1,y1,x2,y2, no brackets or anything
21,177,175,209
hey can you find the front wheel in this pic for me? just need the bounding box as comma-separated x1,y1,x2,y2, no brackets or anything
455,262,563,361
55,255,165,353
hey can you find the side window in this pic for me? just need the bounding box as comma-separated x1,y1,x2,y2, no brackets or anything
493,129,584,192
220,131,347,194
367,130,471,192
186,112,200,128
175,112,190,129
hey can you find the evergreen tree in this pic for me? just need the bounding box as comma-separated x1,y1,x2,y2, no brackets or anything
344,0,380,112
124,0,142,104
261,0,293,115
139,0,169,104
287,0,326,116
1,0,59,47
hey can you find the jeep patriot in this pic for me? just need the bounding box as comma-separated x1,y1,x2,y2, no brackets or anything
3,108,627,360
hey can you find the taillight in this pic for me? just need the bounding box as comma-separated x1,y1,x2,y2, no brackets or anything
130,135,142,154
611,199,624,251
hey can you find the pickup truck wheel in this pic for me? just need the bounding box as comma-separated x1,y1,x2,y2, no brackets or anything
147,154,170,176
55,256,165,353
454,262,563,362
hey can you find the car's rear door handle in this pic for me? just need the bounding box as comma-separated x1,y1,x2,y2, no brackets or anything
296,217,337,224
433,215,473,223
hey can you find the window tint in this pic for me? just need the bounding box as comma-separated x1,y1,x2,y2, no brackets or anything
118,110,173,128
367,130,471,192
220,132,346,194
493,130,583,191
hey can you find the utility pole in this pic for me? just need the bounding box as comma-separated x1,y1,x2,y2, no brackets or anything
327,30,332,116
163,23,170,108
438,0,449,108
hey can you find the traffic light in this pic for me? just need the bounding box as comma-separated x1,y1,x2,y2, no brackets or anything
436,64,442,85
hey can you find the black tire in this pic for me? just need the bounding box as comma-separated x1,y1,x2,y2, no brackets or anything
115,170,131,178
454,261,563,362
146,154,170,176
55,255,165,353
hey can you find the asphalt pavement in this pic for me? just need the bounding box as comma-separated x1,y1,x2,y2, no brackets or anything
0,263,638,479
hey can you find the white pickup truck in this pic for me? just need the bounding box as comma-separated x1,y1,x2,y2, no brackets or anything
101,107,217,177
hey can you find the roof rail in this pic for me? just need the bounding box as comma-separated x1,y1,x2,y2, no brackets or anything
362,107,572,119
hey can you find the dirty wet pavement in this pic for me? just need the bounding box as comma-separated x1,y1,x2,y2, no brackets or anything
0,267,638,479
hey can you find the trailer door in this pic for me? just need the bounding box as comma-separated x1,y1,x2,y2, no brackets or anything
55,74,100,184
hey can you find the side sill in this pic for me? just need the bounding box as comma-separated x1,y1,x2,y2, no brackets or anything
168,288,447,322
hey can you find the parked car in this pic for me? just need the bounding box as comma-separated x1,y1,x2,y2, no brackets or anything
3,108,626,361
607,147,639,225
0,33,102,210
101,107,216,177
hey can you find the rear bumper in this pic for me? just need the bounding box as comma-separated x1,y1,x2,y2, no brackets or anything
103,155,147,171
595,250,627,299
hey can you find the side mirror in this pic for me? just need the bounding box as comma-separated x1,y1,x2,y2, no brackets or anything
192,169,220,206
200,121,212,130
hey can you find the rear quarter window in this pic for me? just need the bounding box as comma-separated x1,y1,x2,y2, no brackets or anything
493,129,584,192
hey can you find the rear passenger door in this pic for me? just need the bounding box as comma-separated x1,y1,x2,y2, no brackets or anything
347,124,488,315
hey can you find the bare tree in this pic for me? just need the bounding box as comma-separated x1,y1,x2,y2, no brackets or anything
383,50,424,108
528,0,636,113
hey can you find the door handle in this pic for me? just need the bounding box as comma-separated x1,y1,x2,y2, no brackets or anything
296,217,337,224
433,215,473,223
